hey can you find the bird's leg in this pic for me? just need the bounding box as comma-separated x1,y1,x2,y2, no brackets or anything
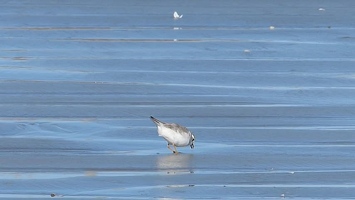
173,145,179,154
167,144,179,154
167,144,175,153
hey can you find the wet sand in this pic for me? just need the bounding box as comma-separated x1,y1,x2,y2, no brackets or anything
1,0,355,199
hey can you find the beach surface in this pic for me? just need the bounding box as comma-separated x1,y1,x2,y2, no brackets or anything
1,0,355,199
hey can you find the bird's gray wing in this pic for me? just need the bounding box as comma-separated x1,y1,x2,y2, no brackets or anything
165,123,190,135
150,116,166,126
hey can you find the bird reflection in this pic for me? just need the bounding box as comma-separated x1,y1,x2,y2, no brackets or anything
156,154,194,174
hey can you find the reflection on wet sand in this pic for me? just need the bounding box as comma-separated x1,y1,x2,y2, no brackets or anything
155,154,195,199
156,154,194,174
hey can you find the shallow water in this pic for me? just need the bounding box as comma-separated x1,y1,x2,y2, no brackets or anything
1,0,355,199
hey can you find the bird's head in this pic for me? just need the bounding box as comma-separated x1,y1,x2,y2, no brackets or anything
190,134,195,149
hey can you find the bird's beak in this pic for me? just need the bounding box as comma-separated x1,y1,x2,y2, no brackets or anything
190,143,194,149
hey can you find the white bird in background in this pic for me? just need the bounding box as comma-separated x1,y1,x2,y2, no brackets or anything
173,11,183,19
150,116,195,154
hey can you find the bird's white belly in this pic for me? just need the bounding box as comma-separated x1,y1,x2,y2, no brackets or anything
157,126,189,147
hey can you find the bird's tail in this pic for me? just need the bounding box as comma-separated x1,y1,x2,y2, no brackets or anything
150,116,164,125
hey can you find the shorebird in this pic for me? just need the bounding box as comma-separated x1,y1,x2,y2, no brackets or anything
150,116,195,154
173,11,183,19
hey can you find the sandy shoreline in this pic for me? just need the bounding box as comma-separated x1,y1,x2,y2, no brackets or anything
1,0,355,199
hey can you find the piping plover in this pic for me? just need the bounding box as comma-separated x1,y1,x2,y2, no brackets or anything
150,116,195,154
